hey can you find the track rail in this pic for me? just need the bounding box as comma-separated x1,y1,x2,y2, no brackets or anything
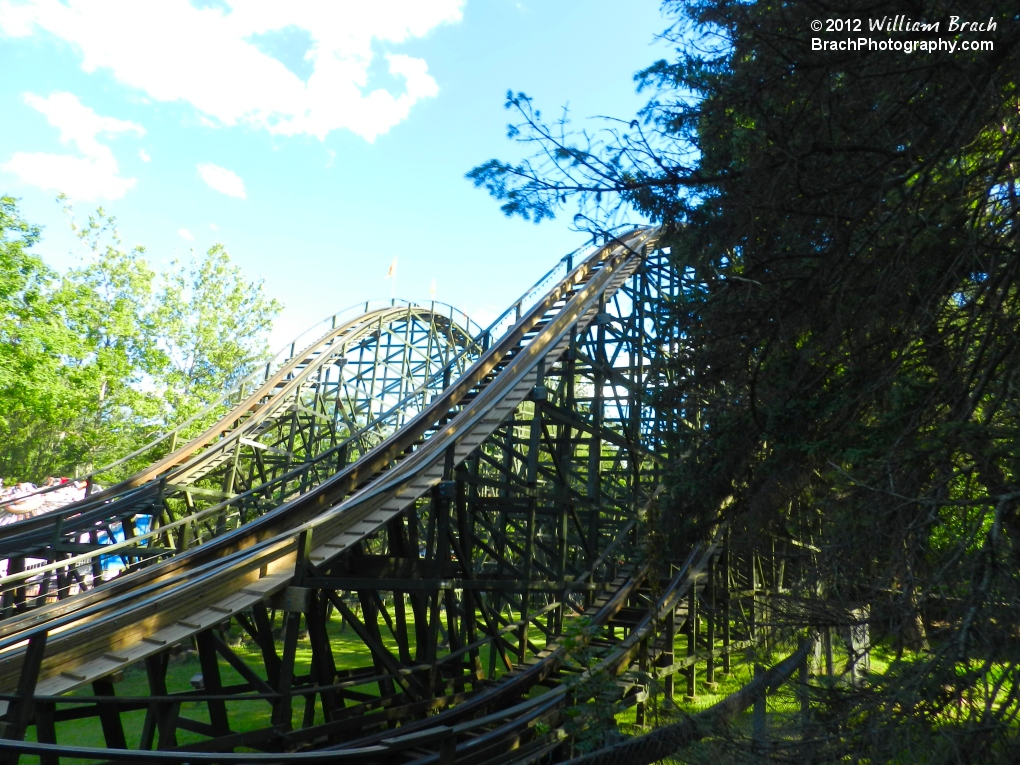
0,300,480,510
0,227,778,765
0,227,656,677
0,303,483,611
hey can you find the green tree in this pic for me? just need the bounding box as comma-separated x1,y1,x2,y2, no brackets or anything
0,197,48,355
53,206,165,472
471,0,1020,760
0,199,283,483
154,244,282,423
0,196,65,479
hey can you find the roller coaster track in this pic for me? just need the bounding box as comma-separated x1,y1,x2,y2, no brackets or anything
0,228,779,764
2,299,481,505
0,301,483,612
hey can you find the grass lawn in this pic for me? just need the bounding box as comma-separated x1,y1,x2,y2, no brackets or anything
17,610,889,763
20,606,424,763
18,601,536,764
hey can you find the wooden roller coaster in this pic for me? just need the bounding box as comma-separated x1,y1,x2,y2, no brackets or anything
0,230,803,765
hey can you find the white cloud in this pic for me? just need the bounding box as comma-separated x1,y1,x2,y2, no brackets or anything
197,162,246,199
177,227,194,241
1,91,143,200
138,148,151,162
0,0,464,142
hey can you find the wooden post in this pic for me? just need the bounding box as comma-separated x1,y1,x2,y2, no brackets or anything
427,484,453,686
33,701,58,765
92,679,127,750
454,478,483,684
753,663,766,751
750,552,759,643
1,632,48,761
141,651,179,750
705,553,717,689
273,529,313,728
636,634,649,727
823,627,834,677
722,533,731,674
686,582,698,699
304,592,339,727
195,629,231,738
520,367,543,665
663,605,676,702
799,638,812,736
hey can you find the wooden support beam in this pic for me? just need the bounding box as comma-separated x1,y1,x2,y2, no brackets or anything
272,529,312,729
0,632,47,759
686,581,697,700
722,532,731,674
753,663,766,751
34,701,57,765
303,592,340,730
663,606,676,701
324,591,427,701
705,552,717,689
91,678,127,750
140,651,178,750
195,630,231,739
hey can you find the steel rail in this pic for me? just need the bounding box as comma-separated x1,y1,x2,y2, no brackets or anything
0,528,716,765
0,304,483,602
0,234,599,600
0,305,486,649
350,530,723,765
0,227,683,765
0,231,592,555
0,552,658,764
0,228,658,692
0,235,605,630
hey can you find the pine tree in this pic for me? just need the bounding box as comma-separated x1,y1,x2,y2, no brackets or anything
470,1,1020,759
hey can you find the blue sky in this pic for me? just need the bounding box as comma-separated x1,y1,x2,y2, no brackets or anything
0,0,673,347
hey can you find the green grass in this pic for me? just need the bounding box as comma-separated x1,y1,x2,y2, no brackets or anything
20,614,927,763
604,635,1020,765
20,607,427,763
18,602,532,764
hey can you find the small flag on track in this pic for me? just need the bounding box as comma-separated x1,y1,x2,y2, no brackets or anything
385,258,397,279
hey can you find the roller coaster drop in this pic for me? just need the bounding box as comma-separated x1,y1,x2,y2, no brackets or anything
0,229,792,764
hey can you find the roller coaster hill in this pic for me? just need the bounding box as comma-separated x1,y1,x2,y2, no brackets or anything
0,228,831,764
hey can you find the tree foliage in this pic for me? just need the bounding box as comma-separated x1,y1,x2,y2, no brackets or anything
0,200,282,481
54,208,166,474
156,244,281,421
471,0,1020,759
0,196,63,479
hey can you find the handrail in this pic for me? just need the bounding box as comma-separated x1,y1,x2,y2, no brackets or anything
0,233,603,521
0,229,657,654
0,227,669,765
0,229,603,515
